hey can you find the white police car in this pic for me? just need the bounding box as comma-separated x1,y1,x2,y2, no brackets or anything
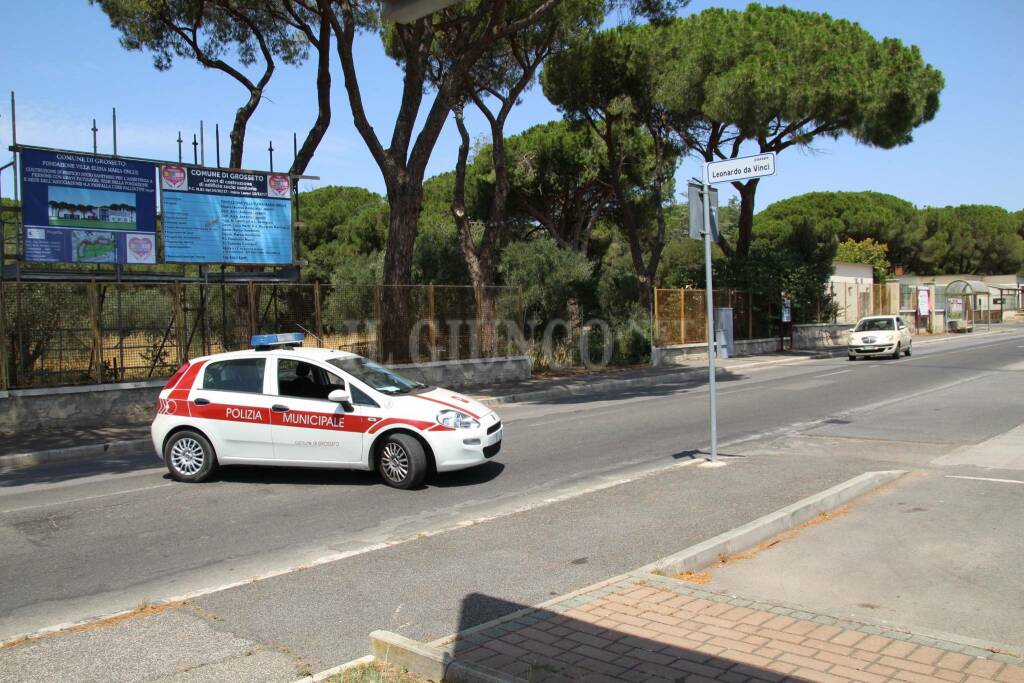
151,333,502,489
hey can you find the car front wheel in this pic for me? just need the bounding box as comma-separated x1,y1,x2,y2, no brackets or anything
377,433,427,489
892,343,901,359
905,342,912,356
164,430,217,482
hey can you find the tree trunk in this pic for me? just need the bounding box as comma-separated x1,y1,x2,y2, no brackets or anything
380,182,423,363
734,178,759,258
228,83,267,169
290,10,332,175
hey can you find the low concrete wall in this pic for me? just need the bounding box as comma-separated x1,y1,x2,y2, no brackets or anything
792,323,854,350
653,337,780,366
0,356,532,439
390,356,531,391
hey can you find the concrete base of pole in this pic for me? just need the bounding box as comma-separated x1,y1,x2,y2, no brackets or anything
698,459,728,468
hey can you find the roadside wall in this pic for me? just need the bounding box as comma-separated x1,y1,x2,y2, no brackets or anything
653,337,780,366
0,356,531,439
792,323,853,350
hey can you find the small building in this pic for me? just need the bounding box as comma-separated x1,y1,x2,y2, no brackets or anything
827,262,874,324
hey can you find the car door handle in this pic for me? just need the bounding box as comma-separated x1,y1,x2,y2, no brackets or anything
194,398,210,406
272,404,289,412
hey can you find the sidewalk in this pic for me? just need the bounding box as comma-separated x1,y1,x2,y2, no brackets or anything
433,573,1024,683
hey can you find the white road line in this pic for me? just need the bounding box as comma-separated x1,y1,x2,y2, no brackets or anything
814,369,852,378
945,475,1024,485
0,482,174,514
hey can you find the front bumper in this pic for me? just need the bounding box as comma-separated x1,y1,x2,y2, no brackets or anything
848,343,897,355
426,420,502,472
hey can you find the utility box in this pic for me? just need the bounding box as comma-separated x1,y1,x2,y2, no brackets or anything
714,307,734,358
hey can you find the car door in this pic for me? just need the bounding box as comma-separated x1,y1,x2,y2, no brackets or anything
897,317,911,346
269,357,365,464
189,356,275,460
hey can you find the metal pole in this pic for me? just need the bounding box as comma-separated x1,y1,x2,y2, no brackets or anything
112,108,117,156
92,119,98,154
702,176,719,464
215,124,221,168
192,134,198,165
199,120,205,166
268,140,274,172
177,131,183,163
10,92,19,202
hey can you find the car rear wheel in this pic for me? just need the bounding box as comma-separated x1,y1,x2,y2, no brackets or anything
164,430,217,483
891,343,901,359
377,433,427,489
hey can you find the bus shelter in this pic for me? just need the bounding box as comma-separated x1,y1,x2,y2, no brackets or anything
944,280,991,332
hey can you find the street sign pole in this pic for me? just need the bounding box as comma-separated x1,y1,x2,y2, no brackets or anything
694,151,776,467
701,175,720,465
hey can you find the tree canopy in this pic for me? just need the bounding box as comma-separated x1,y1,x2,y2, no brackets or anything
756,192,923,271
656,4,944,257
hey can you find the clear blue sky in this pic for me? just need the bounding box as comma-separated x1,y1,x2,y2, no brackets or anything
1,0,1022,212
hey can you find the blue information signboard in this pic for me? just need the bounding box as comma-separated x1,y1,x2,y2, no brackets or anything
160,165,293,264
19,149,158,264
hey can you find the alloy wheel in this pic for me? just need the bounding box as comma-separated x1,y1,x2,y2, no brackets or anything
170,437,205,476
380,442,410,482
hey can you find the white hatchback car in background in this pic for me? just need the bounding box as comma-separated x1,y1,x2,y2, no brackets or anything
151,333,502,489
847,315,913,360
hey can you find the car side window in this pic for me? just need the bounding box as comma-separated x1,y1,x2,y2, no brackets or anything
350,385,379,408
202,358,265,393
277,359,346,400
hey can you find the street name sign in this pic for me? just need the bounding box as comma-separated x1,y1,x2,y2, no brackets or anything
706,152,776,184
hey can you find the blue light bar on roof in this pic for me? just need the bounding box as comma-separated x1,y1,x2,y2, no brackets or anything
251,332,305,349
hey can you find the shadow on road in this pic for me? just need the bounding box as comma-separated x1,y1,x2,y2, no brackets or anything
516,367,747,408
0,451,159,488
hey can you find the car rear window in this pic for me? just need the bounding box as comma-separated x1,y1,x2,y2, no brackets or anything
202,358,265,393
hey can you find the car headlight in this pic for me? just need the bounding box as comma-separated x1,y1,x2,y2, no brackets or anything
436,410,480,430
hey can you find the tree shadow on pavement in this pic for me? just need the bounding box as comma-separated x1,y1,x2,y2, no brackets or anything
443,591,796,682
522,367,746,408
0,450,160,488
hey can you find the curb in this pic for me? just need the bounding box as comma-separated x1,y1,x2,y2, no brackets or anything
370,630,522,683
637,469,907,576
0,437,152,471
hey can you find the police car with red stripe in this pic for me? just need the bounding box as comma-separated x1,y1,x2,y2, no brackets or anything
152,333,502,489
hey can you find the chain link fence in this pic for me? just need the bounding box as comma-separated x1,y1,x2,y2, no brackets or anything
0,281,523,390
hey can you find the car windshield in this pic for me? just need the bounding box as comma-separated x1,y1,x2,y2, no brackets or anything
855,318,894,332
327,357,429,395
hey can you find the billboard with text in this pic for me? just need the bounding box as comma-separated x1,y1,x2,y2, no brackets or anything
19,149,157,264
160,165,292,265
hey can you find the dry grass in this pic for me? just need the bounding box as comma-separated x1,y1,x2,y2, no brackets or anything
326,661,435,683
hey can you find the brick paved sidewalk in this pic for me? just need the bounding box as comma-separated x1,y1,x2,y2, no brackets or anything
442,574,1023,683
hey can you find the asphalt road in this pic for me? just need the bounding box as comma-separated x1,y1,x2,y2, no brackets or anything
1,328,1022,681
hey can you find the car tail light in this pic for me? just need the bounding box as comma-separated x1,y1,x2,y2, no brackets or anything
163,362,191,390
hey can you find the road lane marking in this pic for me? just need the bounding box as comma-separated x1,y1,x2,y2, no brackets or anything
945,475,1024,485
0,482,174,515
814,369,852,378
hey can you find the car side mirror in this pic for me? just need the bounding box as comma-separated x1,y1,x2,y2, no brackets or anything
328,389,354,412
